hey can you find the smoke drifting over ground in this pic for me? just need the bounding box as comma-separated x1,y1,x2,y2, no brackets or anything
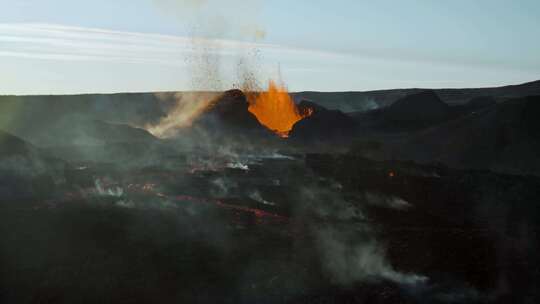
2,102,539,302
297,187,427,286
1,2,539,303
316,227,427,286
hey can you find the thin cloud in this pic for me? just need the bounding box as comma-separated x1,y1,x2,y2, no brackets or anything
0,23,348,66
3,23,534,94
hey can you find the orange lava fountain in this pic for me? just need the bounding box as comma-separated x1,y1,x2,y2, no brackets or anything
247,80,312,137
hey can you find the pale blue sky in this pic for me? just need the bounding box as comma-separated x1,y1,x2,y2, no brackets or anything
1,0,539,94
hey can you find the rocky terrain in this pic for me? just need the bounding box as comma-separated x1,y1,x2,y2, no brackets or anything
1,80,540,303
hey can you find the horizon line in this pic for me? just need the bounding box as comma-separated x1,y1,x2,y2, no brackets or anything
1,79,538,97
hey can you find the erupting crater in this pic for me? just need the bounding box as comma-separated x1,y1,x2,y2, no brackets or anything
247,80,312,137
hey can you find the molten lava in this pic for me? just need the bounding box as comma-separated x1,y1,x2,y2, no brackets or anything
247,80,312,137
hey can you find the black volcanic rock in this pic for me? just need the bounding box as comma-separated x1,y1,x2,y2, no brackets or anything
351,94,497,134
18,118,158,147
0,119,160,166
192,89,270,135
520,96,540,140
292,79,540,113
391,95,540,175
383,90,450,124
465,96,496,110
0,130,61,199
0,130,62,170
83,120,158,144
0,130,64,168
0,129,33,158
0,93,166,131
0,93,160,147
447,96,497,119
289,100,356,141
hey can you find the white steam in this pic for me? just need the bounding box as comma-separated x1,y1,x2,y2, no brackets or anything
226,161,249,171
299,187,427,286
365,192,412,210
316,226,427,286
94,179,124,197
248,190,276,206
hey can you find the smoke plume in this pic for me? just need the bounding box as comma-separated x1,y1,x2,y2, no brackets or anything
297,186,427,286
147,0,268,138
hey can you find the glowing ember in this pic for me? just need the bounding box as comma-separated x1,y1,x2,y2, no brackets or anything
247,80,312,137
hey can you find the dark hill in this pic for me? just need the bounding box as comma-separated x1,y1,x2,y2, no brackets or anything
0,130,62,199
197,90,263,130
292,79,540,113
289,100,356,141
191,90,272,138
391,95,540,175
464,96,497,110
383,90,450,124
0,93,164,146
0,92,166,129
0,129,34,158
13,118,157,147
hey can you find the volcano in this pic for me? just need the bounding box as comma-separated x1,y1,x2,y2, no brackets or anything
192,86,314,138
192,89,270,134
246,80,312,137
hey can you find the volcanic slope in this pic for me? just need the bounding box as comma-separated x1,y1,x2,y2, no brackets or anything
292,79,540,112
377,95,540,175
0,130,63,199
